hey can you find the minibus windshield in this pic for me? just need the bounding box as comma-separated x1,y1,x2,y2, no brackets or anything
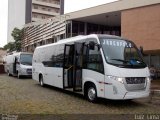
99,38,146,68
20,54,33,65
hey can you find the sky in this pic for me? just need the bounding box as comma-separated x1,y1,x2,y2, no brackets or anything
0,0,117,47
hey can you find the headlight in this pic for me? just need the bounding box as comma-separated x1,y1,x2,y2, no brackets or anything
107,76,124,84
146,77,151,82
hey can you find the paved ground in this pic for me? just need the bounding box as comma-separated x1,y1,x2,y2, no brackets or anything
0,74,160,114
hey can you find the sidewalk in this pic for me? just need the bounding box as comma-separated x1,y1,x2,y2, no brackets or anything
149,79,160,104
151,79,160,90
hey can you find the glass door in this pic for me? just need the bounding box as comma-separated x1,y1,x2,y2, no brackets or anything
63,42,86,92
73,42,85,91
63,44,74,89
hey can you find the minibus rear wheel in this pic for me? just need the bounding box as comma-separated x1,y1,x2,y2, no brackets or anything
39,74,44,87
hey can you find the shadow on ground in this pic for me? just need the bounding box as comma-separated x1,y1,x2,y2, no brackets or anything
34,83,146,108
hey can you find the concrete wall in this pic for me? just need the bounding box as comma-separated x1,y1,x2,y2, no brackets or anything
60,0,64,15
121,4,160,52
25,0,32,24
8,0,26,43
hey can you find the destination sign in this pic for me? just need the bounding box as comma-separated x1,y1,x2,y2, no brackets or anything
102,39,132,48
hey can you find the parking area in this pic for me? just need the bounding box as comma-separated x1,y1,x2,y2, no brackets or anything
0,74,160,114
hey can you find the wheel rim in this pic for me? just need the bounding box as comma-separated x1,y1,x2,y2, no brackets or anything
18,73,20,78
7,71,10,76
40,77,43,86
88,87,96,101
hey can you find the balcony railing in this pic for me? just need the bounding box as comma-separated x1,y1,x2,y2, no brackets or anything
32,9,60,16
32,0,60,8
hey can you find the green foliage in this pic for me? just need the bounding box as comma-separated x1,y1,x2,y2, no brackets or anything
3,42,15,52
3,28,23,52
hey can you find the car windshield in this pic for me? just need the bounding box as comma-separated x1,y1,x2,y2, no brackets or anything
20,54,33,65
99,38,146,68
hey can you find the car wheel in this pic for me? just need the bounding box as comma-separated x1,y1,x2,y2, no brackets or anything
17,72,21,79
7,71,11,76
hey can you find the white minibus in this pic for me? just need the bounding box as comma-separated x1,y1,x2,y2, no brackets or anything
32,34,150,102
4,52,33,78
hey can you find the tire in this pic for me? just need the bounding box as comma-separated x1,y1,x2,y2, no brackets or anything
17,72,21,79
86,84,97,103
7,71,11,76
39,75,44,87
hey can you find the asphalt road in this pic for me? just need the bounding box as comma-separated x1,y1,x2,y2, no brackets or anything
0,74,160,115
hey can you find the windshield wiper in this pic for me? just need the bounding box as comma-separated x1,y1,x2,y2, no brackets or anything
109,58,146,68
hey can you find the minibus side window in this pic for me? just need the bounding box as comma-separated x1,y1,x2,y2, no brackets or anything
85,39,104,74
55,44,64,67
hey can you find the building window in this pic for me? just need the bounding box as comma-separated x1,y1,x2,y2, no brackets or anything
52,8,59,13
42,7,46,10
33,14,38,18
42,16,45,19
34,5,38,9
54,1,60,4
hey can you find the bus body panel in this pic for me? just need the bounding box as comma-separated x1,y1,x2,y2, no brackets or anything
33,45,64,88
5,55,14,74
5,52,33,77
104,63,150,77
82,69,105,98
104,63,150,100
43,68,63,88
32,63,43,81
17,64,32,76
32,34,151,100
104,75,150,100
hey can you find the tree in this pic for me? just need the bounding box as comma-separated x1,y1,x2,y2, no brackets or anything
11,28,23,51
3,42,15,52
3,28,23,52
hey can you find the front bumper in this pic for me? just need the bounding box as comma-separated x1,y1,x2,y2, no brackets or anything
123,91,149,99
19,70,32,76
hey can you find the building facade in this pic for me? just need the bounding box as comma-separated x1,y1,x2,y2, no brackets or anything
22,0,160,68
7,0,64,43
31,0,64,22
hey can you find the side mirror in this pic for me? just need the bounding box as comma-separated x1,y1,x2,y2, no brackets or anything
89,41,95,50
97,44,101,51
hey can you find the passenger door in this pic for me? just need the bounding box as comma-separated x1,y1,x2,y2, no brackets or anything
63,44,74,89
73,42,84,91
63,42,85,92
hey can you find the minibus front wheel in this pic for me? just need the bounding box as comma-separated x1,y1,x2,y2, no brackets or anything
17,71,21,79
85,82,97,102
